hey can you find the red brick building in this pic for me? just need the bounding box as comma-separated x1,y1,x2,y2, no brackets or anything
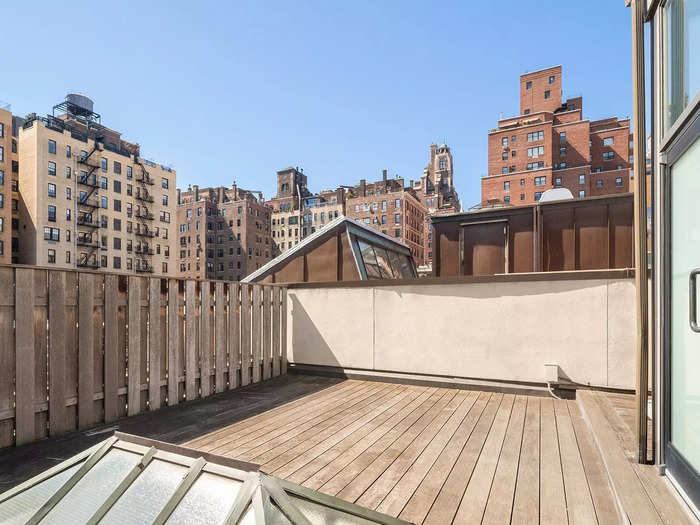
482,65,633,206
345,170,427,265
177,183,272,281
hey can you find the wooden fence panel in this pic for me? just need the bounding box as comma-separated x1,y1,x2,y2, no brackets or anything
251,285,262,384
78,273,95,429
15,268,36,446
48,271,68,436
128,276,142,416
272,286,280,378
64,271,79,431
148,278,162,411
0,268,14,447
104,275,120,422
200,282,212,397
167,279,181,406
240,284,251,387
93,275,105,424
215,282,226,393
185,280,198,400
228,283,240,389
34,270,49,440
139,278,149,412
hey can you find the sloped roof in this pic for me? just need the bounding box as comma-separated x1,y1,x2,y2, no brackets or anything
0,432,407,524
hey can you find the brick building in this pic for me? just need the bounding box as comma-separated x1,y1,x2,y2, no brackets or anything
411,143,461,265
0,106,22,263
345,170,427,265
177,183,271,281
17,94,177,275
267,167,311,255
482,65,633,206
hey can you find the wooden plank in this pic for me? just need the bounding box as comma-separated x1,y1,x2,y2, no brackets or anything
0,268,14,447
127,276,142,416
103,275,119,422
272,286,280,377
251,285,261,384
539,397,568,525
281,288,287,374
422,393,503,525
577,391,663,524
200,282,212,397
554,399,597,525
167,279,180,406
228,283,240,390
215,282,226,393
33,270,48,439
481,395,527,525
139,279,148,413
511,395,541,524
115,276,127,418
15,268,36,445
240,284,251,387
48,271,68,436
78,273,95,429
262,286,271,381
452,394,516,524
568,400,623,525
185,280,197,400
148,278,162,411
92,276,105,424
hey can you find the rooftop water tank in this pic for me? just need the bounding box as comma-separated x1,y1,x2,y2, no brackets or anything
65,93,94,116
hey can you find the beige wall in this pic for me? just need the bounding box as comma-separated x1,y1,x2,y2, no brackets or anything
287,276,636,389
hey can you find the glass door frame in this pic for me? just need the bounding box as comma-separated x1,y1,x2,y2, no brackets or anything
662,107,700,509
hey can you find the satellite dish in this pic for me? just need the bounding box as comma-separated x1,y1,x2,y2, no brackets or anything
539,188,574,203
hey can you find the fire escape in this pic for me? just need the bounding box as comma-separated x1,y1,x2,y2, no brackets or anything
133,158,155,273
76,141,103,268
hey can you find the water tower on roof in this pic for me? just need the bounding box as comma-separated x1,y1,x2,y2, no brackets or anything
53,93,101,124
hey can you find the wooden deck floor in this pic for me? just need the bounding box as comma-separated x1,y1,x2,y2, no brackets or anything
186,379,625,524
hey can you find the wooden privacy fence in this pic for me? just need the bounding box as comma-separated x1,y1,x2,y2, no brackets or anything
0,266,288,449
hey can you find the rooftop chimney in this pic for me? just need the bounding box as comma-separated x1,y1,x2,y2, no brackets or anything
360,179,366,197
177,188,181,205
193,184,199,202
232,181,238,200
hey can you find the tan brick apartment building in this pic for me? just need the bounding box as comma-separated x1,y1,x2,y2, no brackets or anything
482,65,633,206
345,170,427,265
411,143,460,264
0,106,21,263
176,184,271,281
267,167,312,255
17,95,177,275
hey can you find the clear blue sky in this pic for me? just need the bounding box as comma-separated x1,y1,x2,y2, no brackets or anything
3,1,633,208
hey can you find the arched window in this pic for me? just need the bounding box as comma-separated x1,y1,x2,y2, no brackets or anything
439,157,447,170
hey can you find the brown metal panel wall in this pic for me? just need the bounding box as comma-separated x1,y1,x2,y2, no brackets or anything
608,202,634,268
508,212,535,273
542,208,575,271
273,256,304,283
341,233,361,281
575,204,610,270
305,236,339,282
463,223,506,276
435,222,461,277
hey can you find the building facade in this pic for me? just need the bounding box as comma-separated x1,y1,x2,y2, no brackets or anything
411,143,461,265
482,65,633,206
0,106,21,264
177,184,272,281
267,167,311,256
17,95,177,275
345,170,427,265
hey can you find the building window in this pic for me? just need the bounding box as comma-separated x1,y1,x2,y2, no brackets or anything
0,146,3,162
504,181,510,192
502,167,508,174
579,174,586,184
113,257,121,269
615,177,623,187
555,177,562,187
395,213,401,225
101,176,107,189
162,178,169,189
65,251,70,263
511,150,516,157
114,180,121,193
439,157,446,170
113,237,121,250
66,145,71,158
526,161,545,170
524,109,530,115
527,131,544,142
577,190,586,199
0,170,4,186
48,161,56,176
520,179,525,186
520,193,525,201
43,227,60,241
504,196,510,203
66,167,71,179
101,196,108,208
48,205,56,222
48,249,56,264
501,151,508,160
48,183,56,197
596,179,603,187
560,147,567,156
162,194,168,206
559,132,566,143
114,199,121,212
509,165,516,172
534,192,542,201
534,176,546,186
544,90,551,99
603,137,614,146
101,157,108,171
502,137,508,147
126,166,132,179
526,81,532,90
395,199,400,208
48,140,56,154
549,75,555,84
603,151,615,161
0,123,3,138
527,146,545,158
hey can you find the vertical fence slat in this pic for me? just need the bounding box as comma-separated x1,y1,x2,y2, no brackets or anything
128,277,142,416
167,279,180,406
200,282,212,397
251,285,261,384
149,278,162,411
48,271,67,436
215,282,226,393
15,268,35,445
262,286,271,380
272,286,280,377
281,287,287,375
104,275,119,422
34,270,48,439
0,268,14,447
78,273,95,429
93,276,105,423
240,284,251,387
228,283,240,389
185,280,197,400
